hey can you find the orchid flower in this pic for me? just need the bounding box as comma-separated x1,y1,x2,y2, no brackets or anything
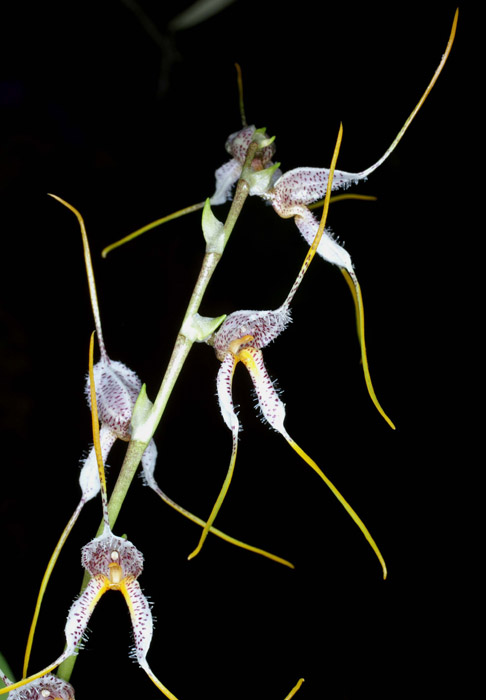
210,124,280,205
208,63,278,205
0,670,74,700
187,126,387,578
2,334,180,700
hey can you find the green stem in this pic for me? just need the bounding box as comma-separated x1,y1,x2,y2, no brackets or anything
57,141,259,685
111,143,257,482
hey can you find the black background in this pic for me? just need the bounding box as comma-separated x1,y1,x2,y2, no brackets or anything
0,2,472,699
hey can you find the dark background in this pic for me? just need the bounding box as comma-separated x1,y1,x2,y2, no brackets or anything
0,2,471,699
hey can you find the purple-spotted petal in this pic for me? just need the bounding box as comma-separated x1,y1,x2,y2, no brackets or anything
64,576,107,655
238,347,287,435
120,578,154,667
213,308,291,361
87,358,142,440
270,166,362,216
225,125,257,161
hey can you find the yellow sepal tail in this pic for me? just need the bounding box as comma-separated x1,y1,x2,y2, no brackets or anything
234,62,247,127
341,268,395,430
119,580,180,700
22,499,84,678
154,488,294,568
309,193,377,210
0,661,63,695
187,431,239,561
102,201,205,257
283,678,305,700
286,437,387,579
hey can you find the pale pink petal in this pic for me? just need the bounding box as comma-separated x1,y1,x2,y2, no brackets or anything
64,576,107,655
